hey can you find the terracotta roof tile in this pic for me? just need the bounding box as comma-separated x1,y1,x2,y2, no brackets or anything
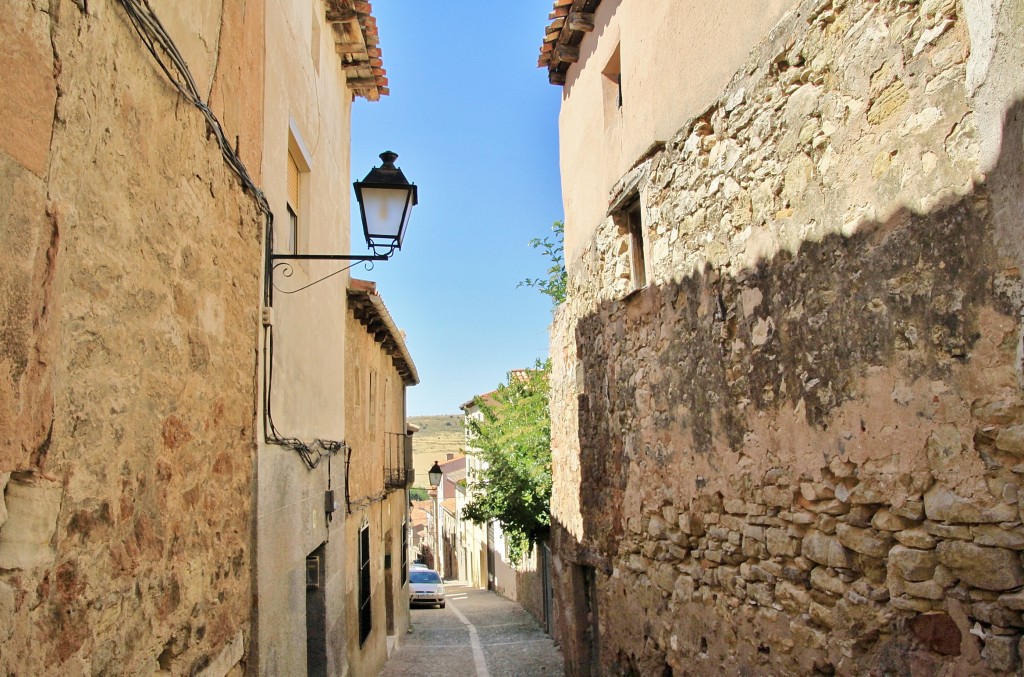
538,0,602,86
326,0,390,100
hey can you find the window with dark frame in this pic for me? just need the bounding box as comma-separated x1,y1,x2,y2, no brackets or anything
358,524,372,645
626,200,646,290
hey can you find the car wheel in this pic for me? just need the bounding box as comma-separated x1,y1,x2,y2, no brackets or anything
439,602,445,608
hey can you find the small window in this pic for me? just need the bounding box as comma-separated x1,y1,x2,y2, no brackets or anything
359,525,372,645
624,200,646,290
284,125,312,255
285,151,300,255
602,44,622,127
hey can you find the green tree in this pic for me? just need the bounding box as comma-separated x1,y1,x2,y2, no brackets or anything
519,221,567,306
462,363,552,564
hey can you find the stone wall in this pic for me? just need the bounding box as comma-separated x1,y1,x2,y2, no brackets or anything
0,1,262,674
550,0,1024,674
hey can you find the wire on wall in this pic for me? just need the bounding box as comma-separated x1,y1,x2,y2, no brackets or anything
117,0,343,471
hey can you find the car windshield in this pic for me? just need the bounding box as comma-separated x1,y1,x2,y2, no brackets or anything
409,570,441,584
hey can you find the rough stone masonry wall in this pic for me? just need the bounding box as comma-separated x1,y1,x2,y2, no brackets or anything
550,0,1024,674
0,2,262,674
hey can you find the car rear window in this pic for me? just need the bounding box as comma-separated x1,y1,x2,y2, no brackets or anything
410,570,441,584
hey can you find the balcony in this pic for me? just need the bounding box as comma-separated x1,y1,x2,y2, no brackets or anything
384,431,414,491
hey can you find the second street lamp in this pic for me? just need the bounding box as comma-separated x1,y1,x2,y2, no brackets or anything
428,461,443,578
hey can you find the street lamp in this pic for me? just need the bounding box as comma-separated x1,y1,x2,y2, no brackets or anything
353,151,418,257
428,461,443,578
270,151,417,266
428,461,443,488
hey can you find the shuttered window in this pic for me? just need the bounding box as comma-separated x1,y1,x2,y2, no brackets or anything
287,152,300,210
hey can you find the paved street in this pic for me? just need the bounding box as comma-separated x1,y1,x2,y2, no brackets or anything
380,583,565,677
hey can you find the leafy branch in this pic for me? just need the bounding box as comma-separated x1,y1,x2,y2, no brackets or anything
519,221,566,307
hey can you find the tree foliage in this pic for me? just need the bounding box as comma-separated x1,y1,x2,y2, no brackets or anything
462,362,552,564
519,221,567,307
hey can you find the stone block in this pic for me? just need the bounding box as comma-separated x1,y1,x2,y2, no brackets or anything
972,399,1022,425
936,541,1024,591
891,499,925,521
806,499,849,515
893,527,938,549
888,545,938,582
924,521,972,540
661,505,679,525
723,498,746,514
816,514,837,534
810,566,847,597
766,527,801,557
720,514,744,532
971,601,1024,628
802,530,854,568
742,524,765,543
972,524,1024,549
776,581,812,614
924,484,1017,523
648,515,668,540
678,512,705,537
903,579,946,600
809,600,838,628
910,612,961,656
798,481,831,501
926,424,964,477
995,425,1024,455
763,485,794,508
741,537,768,559
1001,590,1024,611
843,504,875,528
982,635,1020,673
872,508,917,531
891,595,935,613
0,473,63,570
836,524,892,558
627,554,649,573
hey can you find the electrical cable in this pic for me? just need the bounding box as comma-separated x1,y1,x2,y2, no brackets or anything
118,0,344,471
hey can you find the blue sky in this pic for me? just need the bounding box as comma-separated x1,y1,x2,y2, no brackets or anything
350,1,564,415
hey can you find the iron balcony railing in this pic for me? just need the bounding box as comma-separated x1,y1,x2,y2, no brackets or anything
384,431,414,491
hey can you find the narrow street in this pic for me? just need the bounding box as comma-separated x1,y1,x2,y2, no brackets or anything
381,583,565,677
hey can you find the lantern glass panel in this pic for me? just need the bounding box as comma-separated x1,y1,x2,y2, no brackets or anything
361,187,411,240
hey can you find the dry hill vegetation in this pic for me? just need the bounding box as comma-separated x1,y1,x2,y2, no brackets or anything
409,415,464,489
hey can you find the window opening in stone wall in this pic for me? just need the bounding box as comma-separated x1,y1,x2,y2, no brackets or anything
359,524,372,645
615,197,647,291
628,201,647,289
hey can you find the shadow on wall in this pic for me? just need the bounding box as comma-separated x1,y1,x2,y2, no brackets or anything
554,99,1024,677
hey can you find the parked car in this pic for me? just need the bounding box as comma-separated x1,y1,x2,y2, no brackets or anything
410,562,429,571
409,568,445,608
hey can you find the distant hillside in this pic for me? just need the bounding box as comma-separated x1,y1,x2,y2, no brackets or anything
409,415,465,488
409,414,464,438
